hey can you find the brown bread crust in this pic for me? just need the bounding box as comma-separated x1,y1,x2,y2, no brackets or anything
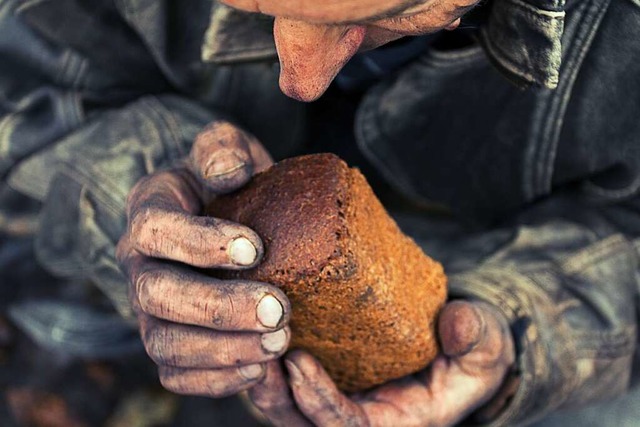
209,153,447,392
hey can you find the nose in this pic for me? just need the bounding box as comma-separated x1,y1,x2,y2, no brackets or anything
273,18,366,102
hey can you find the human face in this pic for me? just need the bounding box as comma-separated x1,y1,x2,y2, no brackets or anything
221,0,480,101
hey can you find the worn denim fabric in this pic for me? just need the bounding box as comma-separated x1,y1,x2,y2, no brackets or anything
1,0,640,426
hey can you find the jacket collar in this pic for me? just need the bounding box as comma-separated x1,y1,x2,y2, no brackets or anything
201,0,565,88
479,0,566,89
201,3,277,64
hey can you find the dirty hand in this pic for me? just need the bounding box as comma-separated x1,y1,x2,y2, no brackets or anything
249,300,516,426
117,121,292,397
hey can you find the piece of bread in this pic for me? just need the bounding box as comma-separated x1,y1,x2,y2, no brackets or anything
208,153,447,392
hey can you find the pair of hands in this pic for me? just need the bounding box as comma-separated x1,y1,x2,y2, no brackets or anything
116,121,517,426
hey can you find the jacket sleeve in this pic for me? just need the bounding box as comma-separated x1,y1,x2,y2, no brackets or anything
0,0,225,318
1,0,305,359
398,194,640,426
9,96,218,318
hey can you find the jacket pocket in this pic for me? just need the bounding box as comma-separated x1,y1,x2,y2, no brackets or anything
356,40,539,224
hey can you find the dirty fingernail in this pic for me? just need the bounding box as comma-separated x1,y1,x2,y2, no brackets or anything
257,295,284,328
285,360,304,386
261,329,288,353
229,237,257,266
441,302,484,357
204,152,246,179
239,364,264,380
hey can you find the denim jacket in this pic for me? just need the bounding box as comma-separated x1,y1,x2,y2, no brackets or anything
1,0,639,425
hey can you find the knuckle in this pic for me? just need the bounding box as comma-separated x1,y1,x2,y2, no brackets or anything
205,380,237,398
250,389,289,413
194,122,235,154
127,280,142,311
220,291,240,328
159,370,246,398
215,335,236,366
114,236,130,264
126,176,151,209
158,369,185,394
129,206,156,247
135,269,165,313
203,285,239,329
142,324,172,366
208,120,242,141
304,399,329,419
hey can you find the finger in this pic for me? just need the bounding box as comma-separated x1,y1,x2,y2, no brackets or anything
396,301,514,426
438,301,517,424
438,301,514,372
191,121,262,193
286,350,368,427
357,357,509,427
355,378,430,427
126,168,202,219
119,249,290,331
126,169,263,268
159,364,265,398
248,361,312,427
116,234,146,315
139,315,290,368
438,300,484,358
247,138,274,174
333,302,514,427
473,373,521,423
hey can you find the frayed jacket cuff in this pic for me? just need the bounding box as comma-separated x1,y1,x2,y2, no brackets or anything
449,257,635,426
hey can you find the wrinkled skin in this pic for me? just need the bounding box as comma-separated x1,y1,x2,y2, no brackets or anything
221,0,481,101
118,0,517,423
250,301,516,427
117,121,293,397
118,122,516,426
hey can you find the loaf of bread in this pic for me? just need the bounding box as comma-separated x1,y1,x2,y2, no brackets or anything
208,153,447,392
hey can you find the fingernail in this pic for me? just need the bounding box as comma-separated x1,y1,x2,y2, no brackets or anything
441,302,485,357
257,294,283,328
261,329,288,353
239,364,264,380
284,360,304,386
204,152,246,178
464,305,485,352
229,237,257,266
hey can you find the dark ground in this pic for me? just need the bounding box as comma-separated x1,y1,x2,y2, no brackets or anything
0,316,262,427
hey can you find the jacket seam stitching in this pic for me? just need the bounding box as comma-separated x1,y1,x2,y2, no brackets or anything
505,0,566,16
479,32,543,85
560,235,630,273
14,0,46,14
208,46,275,55
581,174,640,199
354,84,435,206
480,0,565,88
449,268,574,425
532,0,612,196
142,97,188,160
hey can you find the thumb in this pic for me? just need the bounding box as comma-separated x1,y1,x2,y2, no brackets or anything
438,300,484,358
438,301,514,372
190,121,273,194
